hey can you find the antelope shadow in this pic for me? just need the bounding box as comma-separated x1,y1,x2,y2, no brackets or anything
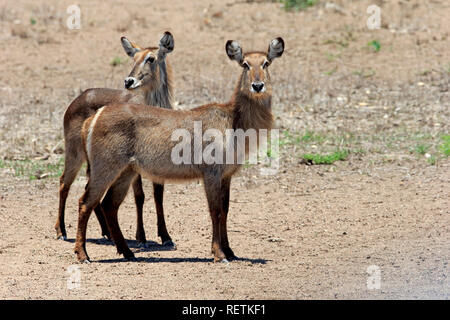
63,237,176,252
95,256,269,264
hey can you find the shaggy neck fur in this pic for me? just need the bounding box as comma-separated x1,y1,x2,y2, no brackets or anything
145,60,173,109
231,73,273,132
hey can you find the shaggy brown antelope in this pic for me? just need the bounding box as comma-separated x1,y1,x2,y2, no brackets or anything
75,37,284,263
56,32,175,248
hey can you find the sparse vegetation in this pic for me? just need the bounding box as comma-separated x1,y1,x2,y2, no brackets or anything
413,144,429,155
110,57,124,66
279,0,317,11
439,134,450,156
353,68,376,77
324,66,337,76
0,157,64,180
427,154,437,165
302,150,349,165
0,0,448,300
368,40,381,52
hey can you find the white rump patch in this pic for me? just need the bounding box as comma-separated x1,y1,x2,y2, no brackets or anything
86,106,105,162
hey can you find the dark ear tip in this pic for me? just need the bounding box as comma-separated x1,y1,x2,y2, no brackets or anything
120,36,127,42
276,37,285,47
163,31,173,37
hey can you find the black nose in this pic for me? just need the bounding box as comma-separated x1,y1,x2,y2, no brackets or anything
124,78,134,89
252,82,264,93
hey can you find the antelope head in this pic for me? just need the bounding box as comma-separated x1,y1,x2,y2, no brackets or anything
226,37,284,97
121,31,174,90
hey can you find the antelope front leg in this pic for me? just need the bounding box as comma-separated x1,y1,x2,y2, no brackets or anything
153,182,176,249
132,176,147,246
220,176,236,260
204,174,227,263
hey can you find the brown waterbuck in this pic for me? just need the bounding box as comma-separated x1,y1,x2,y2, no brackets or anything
75,37,284,263
56,32,176,248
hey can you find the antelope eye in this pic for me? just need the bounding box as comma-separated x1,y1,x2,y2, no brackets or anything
146,56,155,64
262,61,269,69
242,62,250,69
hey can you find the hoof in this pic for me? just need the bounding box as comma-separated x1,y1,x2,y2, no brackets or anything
124,254,136,261
226,254,237,261
56,235,67,241
102,234,112,241
162,240,177,250
122,250,136,261
214,255,229,263
77,258,91,264
224,248,237,261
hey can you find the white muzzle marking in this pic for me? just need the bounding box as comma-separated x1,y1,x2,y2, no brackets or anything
125,76,142,89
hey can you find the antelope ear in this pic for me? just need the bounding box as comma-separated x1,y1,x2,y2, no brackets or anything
267,37,284,62
121,37,142,58
158,31,174,59
226,40,243,64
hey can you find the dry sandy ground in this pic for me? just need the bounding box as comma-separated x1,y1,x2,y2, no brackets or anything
0,0,449,299
1,161,448,299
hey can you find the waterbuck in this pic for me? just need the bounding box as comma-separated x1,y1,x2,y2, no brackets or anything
56,32,175,248
75,37,284,263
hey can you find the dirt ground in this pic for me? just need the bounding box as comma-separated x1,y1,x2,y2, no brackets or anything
0,0,449,299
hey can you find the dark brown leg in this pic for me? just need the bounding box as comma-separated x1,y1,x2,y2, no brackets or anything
220,176,236,260
74,164,128,262
75,185,106,263
132,176,146,246
56,154,83,240
101,172,136,260
85,163,111,240
93,205,111,239
153,182,175,248
203,173,227,263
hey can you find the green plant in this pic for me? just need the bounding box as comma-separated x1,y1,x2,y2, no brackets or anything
443,63,450,74
279,130,295,146
413,144,429,155
427,154,436,165
440,134,450,156
301,150,349,165
0,157,64,180
368,40,381,52
353,68,376,78
323,38,349,48
300,131,326,144
110,57,123,67
30,17,37,25
280,0,317,11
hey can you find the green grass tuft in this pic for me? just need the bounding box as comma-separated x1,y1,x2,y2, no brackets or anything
413,144,429,155
368,40,381,52
110,57,124,67
301,150,349,165
440,134,450,156
279,0,317,11
0,157,64,180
